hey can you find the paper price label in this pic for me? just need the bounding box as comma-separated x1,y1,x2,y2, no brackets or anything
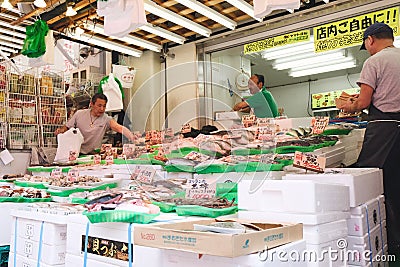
242,114,256,128
293,151,326,173
135,168,156,184
67,169,79,181
51,167,62,178
257,126,275,141
185,178,216,199
311,116,329,135
105,155,114,165
181,123,191,134
93,155,101,165
256,118,273,127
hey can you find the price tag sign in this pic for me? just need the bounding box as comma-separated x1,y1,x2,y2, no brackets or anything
67,169,79,181
242,114,256,128
105,155,114,165
185,178,217,199
256,118,273,127
257,126,275,141
131,166,156,184
181,123,191,134
93,154,102,165
123,144,135,159
51,167,62,178
293,151,326,173
311,116,330,135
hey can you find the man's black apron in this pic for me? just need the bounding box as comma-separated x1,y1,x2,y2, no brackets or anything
356,105,400,254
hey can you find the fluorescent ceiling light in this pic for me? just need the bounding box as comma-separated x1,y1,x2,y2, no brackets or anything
144,0,211,37
273,50,347,70
225,0,262,22
174,0,237,30
85,22,161,52
262,42,314,60
0,34,24,44
1,0,13,10
0,46,17,53
0,27,26,39
0,21,25,32
71,33,143,57
33,0,47,8
65,6,77,16
0,39,23,49
140,24,185,44
289,60,357,77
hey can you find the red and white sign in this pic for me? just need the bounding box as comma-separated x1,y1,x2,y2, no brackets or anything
311,116,330,135
293,151,326,173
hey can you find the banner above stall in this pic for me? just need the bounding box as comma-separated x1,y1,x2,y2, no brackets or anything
243,30,310,54
314,6,400,53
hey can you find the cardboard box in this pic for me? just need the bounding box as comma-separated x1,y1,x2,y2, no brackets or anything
134,219,303,257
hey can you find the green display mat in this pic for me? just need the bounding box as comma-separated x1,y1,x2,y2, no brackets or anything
83,210,159,224
175,205,238,218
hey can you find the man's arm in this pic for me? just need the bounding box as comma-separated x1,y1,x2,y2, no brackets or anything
54,125,69,135
109,119,136,142
233,101,250,112
337,84,373,113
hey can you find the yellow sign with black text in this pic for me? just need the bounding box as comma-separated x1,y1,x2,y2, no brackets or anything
314,7,399,53
244,30,310,54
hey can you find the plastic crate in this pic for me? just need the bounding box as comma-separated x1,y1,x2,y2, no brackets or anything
0,245,10,266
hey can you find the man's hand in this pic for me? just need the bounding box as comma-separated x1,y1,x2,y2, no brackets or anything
233,101,249,112
54,126,68,135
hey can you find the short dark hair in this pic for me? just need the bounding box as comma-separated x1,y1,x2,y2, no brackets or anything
254,74,265,86
91,93,108,104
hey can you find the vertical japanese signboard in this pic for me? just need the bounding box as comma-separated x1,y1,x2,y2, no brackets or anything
314,7,399,53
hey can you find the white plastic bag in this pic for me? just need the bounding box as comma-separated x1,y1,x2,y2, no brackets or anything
54,128,84,163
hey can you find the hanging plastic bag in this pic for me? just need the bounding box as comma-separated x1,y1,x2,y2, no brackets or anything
21,20,49,58
54,128,84,163
99,73,123,112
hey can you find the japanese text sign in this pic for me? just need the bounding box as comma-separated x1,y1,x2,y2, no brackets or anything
293,151,326,173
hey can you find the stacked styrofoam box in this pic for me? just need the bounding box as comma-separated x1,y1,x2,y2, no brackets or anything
238,178,350,267
347,195,387,266
339,129,365,167
160,239,307,267
111,164,166,187
313,143,346,168
65,213,173,267
0,203,29,246
9,209,71,267
283,168,385,267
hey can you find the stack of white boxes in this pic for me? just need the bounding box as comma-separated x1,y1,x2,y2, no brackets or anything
313,143,346,168
65,214,163,267
338,129,365,167
238,179,350,267
347,195,387,267
283,168,386,267
8,208,75,267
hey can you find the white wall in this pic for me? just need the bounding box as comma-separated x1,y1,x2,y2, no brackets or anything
269,73,360,118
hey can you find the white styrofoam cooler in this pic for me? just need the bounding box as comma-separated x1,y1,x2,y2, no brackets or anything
303,220,348,245
0,203,29,246
238,180,350,213
161,239,307,267
305,238,348,267
347,221,387,266
283,168,383,207
238,210,350,225
347,245,389,267
10,236,66,265
194,171,283,184
8,252,64,267
348,195,386,237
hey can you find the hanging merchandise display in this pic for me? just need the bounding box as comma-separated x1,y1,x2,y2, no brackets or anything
112,64,136,89
28,30,55,67
21,20,49,58
98,74,124,112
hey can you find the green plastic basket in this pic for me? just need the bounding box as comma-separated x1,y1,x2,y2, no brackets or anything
14,180,48,189
175,205,238,218
234,162,284,172
322,129,352,135
83,210,159,224
194,164,235,174
164,165,195,173
152,201,177,213
69,197,89,204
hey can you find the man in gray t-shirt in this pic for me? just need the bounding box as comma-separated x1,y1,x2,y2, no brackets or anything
55,93,135,154
336,22,400,255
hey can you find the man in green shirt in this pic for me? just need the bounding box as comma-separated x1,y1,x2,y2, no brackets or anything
233,74,279,118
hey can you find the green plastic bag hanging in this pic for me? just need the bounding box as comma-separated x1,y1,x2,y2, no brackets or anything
21,20,49,58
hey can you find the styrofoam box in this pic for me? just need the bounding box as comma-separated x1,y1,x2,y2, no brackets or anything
274,117,313,132
0,203,29,246
347,221,387,266
283,168,383,207
348,195,386,237
325,152,345,167
161,239,307,267
11,217,67,245
8,252,64,267
313,143,345,157
305,237,347,267
65,245,163,267
238,210,350,226
66,214,183,266
238,180,350,213
194,171,283,184
347,245,388,267
303,220,348,245
165,172,193,180
10,235,66,265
